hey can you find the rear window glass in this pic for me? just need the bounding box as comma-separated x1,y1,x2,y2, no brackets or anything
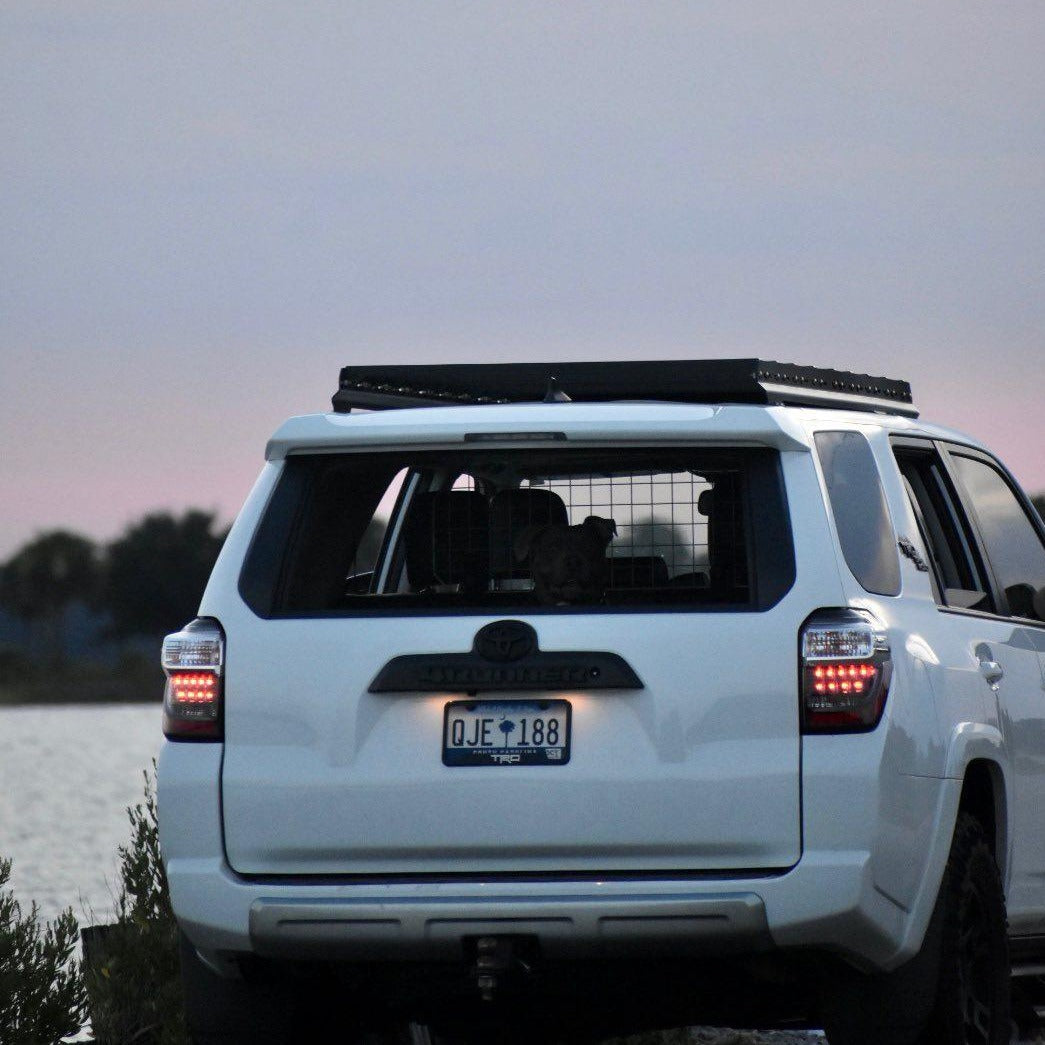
240,446,793,615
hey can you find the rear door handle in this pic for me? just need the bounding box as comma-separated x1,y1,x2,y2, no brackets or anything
978,657,1004,688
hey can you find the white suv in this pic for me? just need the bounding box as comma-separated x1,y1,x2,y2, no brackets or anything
157,360,1045,1045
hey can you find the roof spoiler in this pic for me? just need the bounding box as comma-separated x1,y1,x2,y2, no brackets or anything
331,359,917,418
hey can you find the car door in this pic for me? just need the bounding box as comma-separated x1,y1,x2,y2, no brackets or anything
892,438,1045,927
944,445,1045,925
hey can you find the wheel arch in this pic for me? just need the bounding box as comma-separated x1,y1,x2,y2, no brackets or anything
944,721,1010,876
890,744,1009,968
957,756,1009,882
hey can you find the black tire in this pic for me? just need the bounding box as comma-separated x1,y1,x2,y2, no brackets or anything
822,813,1011,1045
921,813,1011,1044
179,930,297,1045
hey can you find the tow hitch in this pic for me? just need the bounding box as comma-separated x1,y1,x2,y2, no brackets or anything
468,936,539,1001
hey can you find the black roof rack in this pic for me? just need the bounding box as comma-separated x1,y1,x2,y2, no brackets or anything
332,359,917,417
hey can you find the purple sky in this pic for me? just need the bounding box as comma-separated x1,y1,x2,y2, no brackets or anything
1,3,1042,560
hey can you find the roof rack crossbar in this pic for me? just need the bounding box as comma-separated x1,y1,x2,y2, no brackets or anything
331,359,916,417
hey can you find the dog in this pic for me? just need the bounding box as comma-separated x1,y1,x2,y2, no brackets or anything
513,515,617,605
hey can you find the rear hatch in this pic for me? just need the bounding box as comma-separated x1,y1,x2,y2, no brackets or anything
219,410,823,877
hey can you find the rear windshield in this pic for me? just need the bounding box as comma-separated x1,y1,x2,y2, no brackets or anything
240,446,793,616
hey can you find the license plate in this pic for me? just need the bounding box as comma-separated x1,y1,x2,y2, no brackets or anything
442,700,571,767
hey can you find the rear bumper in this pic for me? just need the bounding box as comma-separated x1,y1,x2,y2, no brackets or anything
165,854,908,971
168,856,913,965
159,743,955,974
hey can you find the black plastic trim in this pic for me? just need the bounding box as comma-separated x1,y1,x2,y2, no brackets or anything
233,866,795,887
938,606,1045,631
371,650,642,693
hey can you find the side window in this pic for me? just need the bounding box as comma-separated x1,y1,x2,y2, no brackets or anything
815,431,900,596
893,446,994,612
347,468,410,591
950,453,1045,621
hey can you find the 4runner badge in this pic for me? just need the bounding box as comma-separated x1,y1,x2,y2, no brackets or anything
898,536,930,572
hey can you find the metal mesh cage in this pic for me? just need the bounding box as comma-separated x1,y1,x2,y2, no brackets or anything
524,471,715,587
342,454,751,605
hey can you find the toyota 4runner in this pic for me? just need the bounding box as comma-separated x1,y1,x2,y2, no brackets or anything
157,360,1045,1045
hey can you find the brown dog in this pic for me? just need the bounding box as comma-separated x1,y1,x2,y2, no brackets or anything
513,515,617,605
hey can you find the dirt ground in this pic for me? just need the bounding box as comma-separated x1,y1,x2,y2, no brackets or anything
605,1028,1045,1044
603,1030,821,1044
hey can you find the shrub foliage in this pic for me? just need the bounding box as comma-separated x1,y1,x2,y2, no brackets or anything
83,767,187,1045
0,857,86,1045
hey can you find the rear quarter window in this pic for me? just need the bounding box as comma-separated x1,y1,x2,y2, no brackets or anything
815,431,901,597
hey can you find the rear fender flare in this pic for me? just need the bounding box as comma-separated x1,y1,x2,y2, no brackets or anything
891,728,1008,966
944,722,1007,783
944,724,1010,882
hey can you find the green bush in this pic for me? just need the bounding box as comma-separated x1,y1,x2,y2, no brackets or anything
0,856,86,1045
83,766,187,1045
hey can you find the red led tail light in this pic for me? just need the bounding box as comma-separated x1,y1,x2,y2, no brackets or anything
811,663,877,694
162,620,224,741
801,611,891,734
168,672,219,706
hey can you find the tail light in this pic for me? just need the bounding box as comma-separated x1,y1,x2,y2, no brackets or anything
801,610,891,734
162,618,224,741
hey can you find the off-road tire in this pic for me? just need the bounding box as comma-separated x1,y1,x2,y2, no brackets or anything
920,813,1011,1044
822,812,1010,1045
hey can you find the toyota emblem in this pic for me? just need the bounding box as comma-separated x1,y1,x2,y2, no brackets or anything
474,621,537,663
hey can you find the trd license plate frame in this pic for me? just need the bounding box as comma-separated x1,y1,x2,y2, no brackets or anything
442,699,572,767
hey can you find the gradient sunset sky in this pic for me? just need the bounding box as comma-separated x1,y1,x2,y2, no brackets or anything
2,3,1043,560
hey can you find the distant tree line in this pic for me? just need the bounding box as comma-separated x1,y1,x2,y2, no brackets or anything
0,510,228,661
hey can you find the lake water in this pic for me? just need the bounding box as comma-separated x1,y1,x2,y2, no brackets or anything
0,703,163,925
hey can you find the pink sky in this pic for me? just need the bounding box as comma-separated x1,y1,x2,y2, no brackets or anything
1,344,1040,562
